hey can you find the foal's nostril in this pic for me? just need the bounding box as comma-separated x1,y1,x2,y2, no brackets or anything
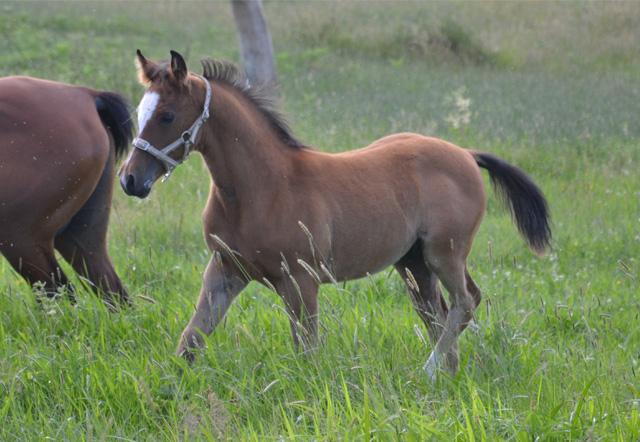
125,174,135,194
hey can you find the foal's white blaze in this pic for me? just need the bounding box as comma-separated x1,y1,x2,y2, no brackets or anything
137,91,160,134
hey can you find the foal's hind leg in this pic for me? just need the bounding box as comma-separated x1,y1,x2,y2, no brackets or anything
394,243,449,347
3,241,73,299
54,153,129,307
421,238,480,380
395,244,462,371
466,268,482,308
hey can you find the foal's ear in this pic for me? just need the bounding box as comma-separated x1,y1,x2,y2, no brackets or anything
135,49,157,85
169,50,188,84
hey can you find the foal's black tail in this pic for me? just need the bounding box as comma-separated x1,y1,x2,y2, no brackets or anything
472,151,551,254
95,91,134,160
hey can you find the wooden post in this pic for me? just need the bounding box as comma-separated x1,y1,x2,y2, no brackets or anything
231,0,278,88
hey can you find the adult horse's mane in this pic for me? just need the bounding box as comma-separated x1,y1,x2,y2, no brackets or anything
200,58,304,148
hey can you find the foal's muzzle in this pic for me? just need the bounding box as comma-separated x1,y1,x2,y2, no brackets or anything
121,173,152,199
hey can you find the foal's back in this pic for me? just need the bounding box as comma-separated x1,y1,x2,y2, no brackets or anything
298,132,486,230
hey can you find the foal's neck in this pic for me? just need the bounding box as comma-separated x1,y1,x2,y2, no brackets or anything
197,82,294,203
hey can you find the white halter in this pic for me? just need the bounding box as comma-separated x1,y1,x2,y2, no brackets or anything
132,74,212,179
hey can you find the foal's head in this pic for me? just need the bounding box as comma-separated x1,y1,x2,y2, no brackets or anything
120,50,209,198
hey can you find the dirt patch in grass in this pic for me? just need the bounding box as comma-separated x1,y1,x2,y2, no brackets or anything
181,389,232,439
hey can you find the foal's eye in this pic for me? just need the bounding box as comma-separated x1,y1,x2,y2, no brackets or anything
159,112,175,124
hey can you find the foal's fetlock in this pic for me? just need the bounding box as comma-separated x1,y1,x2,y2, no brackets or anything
423,351,441,381
424,345,459,381
445,350,459,374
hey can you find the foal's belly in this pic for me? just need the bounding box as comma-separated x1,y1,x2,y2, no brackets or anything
331,244,415,282
327,215,419,282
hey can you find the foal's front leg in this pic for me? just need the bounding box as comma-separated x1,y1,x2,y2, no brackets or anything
176,254,246,362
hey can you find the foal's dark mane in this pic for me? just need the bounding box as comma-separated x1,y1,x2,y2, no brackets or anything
200,58,304,149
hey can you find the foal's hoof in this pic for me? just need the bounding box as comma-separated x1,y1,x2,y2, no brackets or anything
176,346,196,364
176,330,205,364
176,339,198,364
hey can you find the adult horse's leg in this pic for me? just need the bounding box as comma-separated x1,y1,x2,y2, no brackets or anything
176,253,246,362
274,273,319,352
2,242,74,300
394,242,457,369
54,152,129,307
421,237,480,380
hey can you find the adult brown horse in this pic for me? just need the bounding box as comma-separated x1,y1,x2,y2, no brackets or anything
120,50,550,379
0,76,133,306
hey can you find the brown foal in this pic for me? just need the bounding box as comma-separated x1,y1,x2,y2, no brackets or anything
0,76,133,306
120,51,550,379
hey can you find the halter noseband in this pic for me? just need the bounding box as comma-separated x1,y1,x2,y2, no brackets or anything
132,74,212,179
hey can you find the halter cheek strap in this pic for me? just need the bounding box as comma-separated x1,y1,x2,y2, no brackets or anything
132,74,212,179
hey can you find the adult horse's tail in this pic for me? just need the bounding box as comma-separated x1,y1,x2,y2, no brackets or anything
95,92,134,160
472,151,551,254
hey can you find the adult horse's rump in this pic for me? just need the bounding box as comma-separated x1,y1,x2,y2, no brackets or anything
0,76,133,305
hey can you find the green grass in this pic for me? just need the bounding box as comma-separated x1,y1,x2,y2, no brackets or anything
1,1,639,440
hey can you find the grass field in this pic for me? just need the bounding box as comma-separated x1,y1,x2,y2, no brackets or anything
1,1,639,440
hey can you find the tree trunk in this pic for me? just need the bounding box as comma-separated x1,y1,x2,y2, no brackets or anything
231,0,278,88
